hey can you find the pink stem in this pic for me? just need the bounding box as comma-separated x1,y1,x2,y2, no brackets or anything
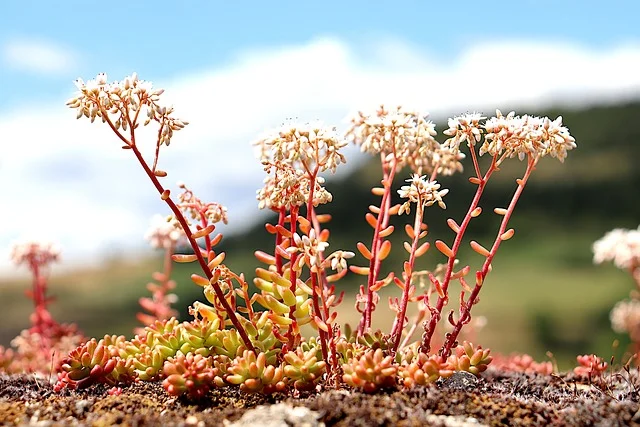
285,209,300,350
129,142,255,352
391,206,424,353
439,156,537,358
304,172,330,362
362,156,396,334
421,152,497,353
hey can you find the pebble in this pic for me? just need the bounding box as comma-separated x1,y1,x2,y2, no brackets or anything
224,403,324,427
73,399,92,415
441,371,480,390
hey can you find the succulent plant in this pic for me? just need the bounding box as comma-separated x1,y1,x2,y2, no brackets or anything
210,329,248,359
395,341,421,365
283,347,326,391
38,73,580,402
357,329,393,352
335,337,366,364
180,317,222,356
491,353,553,375
399,353,454,388
342,348,397,393
56,338,133,391
574,354,608,377
446,341,492,376
163,352,216,399
226,350,286,393
246,312,282,359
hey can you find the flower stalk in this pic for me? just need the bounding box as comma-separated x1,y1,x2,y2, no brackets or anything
439,156,537,358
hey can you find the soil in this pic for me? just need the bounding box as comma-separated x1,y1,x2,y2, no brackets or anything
1,369,639,426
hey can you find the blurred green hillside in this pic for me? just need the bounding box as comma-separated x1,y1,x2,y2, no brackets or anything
2,101,639,370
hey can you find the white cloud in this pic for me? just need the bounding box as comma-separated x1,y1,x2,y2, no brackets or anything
1,37,639,273
2,38,77,75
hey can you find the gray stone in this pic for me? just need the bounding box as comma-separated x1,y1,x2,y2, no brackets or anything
441,371,479,390
224,403,324,427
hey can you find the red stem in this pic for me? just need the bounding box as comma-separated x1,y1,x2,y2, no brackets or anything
420,153,497,353
126,137,254,352
29,260,46,332
303,171,330,361
286,208,300,350
439,156,537,358
362,155,396,334
391,207,423,353
311,273,330,361
95,96,254,350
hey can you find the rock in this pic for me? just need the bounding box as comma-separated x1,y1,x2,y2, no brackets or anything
224,403,323,427
425,414,488,427
73,399,92,416
441,371,479,390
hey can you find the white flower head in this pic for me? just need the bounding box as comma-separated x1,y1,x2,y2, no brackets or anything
610,299,640,338
442,112,485,154
10,240,60,267
254,121,348,174
398,174,449,215
593,226,640,270
67,72,188,145
443,110,576,163
287,229,330,272
345,105,442,174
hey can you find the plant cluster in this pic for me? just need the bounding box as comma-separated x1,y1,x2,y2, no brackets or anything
0,242,85,375
1,72,578,398
574,354,608,378
135,215,184,335
490,353,554,375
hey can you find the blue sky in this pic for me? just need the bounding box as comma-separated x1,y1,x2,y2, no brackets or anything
1,0,637,111
0,0,639,272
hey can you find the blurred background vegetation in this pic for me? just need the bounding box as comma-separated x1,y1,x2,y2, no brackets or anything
2,101,638,370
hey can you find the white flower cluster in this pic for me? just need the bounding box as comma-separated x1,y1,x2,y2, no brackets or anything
610,299,640,338
346,105,463,175
66,73,188,146
444,110,576,162
256,121,346,211
257,165,332,210
10,240,60,267
397,174,449,215
144,214,184,250
255,121,347,174
592,226,640,270
287,229,330,272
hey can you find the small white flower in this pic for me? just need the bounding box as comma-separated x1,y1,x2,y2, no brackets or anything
398,174,449,214
593,226,640,270
610,299,640,338
325,250,355,273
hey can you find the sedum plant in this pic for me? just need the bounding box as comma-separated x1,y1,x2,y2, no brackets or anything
134,215,184,334
342,348,397,393
0,242,85,375
490,353,554,375
0,72,579,398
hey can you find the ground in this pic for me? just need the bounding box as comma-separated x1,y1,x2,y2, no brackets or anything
1,369,639,426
